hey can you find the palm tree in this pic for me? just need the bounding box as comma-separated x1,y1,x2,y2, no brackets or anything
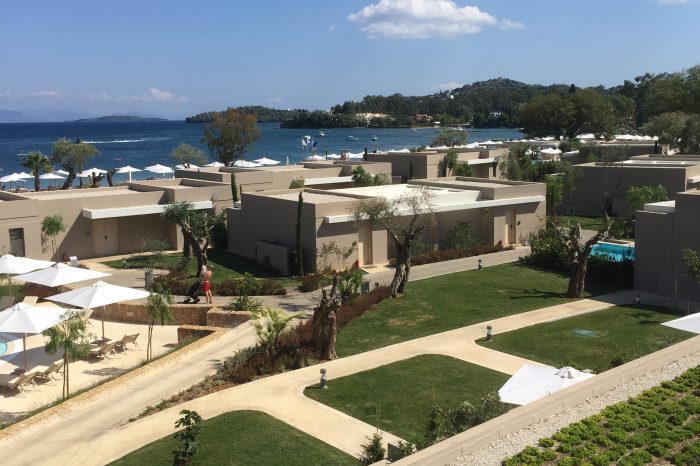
22,150,52,192
146,284,174,360
43,311,92,398
41,215,66,262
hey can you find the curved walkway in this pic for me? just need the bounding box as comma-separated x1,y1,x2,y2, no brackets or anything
1,288,639,465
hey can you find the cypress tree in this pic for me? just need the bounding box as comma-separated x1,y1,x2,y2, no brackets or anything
296,192,304,275
231,173,239,203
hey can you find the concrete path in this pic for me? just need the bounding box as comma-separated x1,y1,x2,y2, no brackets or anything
0,288,641,466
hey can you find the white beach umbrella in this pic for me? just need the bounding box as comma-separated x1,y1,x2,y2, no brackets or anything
46,280,149,339
53,169,70,176
0,173,25,183
662,313,700,334
498,364,595,405
326,153,341,160
252,157,280,166
305,155,325,161
39,173,66,180
232,160,263,167
204,161,225,167
78,167,108,178
0,254,54,275
14,262,111,288
175,164,199,170
0,302,68,371
145,164,174,178
116,165,142,182
15,172,33,180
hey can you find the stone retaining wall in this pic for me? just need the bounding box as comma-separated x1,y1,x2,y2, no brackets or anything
177,325,220,344
92,303,212,326
206,309,252,328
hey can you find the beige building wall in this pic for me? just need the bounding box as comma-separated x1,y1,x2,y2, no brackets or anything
568,163,697,216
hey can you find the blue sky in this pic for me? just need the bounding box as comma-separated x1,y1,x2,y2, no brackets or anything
1,0,698,119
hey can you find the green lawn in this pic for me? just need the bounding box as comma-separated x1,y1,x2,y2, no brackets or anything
108,410,358,466
337,263,615,357
304,355,511,442
102,249,297,286
478,305,691,372
551,215,605,231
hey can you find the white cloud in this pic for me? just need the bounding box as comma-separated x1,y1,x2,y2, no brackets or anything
500,19,524,30
143,87,187,103
84,87,187,103
433,81,463,92
29,90,62,98
348,0,520,39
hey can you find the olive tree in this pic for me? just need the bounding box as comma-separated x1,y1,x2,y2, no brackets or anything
202,108,261,166
351,187,434,297
51,138,98,189
171,143,208,167
161,202,214,276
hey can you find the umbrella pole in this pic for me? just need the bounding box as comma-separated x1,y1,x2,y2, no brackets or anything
23,333,27,372
101,308,105,340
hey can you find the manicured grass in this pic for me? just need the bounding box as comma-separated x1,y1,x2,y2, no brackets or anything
102,249,297,286
108,410,358,466
551,215,605,231
304,355,511,441
478,305,691,372
337,263,612,357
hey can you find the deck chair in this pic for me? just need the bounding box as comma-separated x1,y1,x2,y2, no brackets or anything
33,361,65,383
116,333,141,352
0,371,40,394
22,296,39,305
89,341,118,359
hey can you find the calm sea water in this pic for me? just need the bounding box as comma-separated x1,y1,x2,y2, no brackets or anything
0,121,521,187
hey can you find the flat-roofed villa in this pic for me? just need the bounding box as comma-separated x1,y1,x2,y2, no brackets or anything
0,178,232,260
567,154,700,216
635,188,700,307
227,177,545,274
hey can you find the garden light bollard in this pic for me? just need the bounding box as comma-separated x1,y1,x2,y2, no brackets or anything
319,368,328,389
636,294,641,305
486,325,493,341
478,258,483,270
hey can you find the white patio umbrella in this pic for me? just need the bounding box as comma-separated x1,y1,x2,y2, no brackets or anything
53,169,70,176
232,160,263,168
0,254,55,304
77,167,108,178
305,155,325,161
15,172,33,180
39,172,66,187
116,165,142,182
14,262,111,288
0,302,68,371
0,173,26,189
175,164,199,170
498,364,595,405
204,161,224,167
145,164,174,178
662,313,700,334
252,157,280,166
46,280,149,339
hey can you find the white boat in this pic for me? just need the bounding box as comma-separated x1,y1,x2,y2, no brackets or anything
346,135,359,141
318,131,326,137
371,136,378,141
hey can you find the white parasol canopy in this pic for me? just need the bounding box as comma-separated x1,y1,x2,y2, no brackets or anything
305,155,325,161
0,173,27,183
252,157,280,166
39,173,66,180
0,302,69,371
54,169,70,176
14,263,111,287
662,313,700,334
0,254,54,275
175,164,199,169
15,172,33,179
204,161,225,167
116,165,142,182
498,364,595,405
232,160,263,168
46,280,150,339
78,167,108,178
145,164,174,178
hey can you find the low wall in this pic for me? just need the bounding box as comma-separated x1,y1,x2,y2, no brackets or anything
206,309,253,328
392,335,700,466
93,303,213,326
177,325,219,344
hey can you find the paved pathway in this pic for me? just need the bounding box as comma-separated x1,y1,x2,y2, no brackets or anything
0,288,642,465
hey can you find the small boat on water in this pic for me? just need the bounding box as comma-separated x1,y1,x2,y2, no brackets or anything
17,150,26,157
318,131,325,137
371,135,378,141
346,135,359,141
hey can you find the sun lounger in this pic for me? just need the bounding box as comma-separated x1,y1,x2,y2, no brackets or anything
33,360,65,383
0,371,40,393
22,296,38,305
89,341,118,359
115,333,141,351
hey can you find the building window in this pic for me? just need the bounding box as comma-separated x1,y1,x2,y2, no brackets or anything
9,228,26,257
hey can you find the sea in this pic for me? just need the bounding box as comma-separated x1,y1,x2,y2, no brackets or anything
0,121,522,188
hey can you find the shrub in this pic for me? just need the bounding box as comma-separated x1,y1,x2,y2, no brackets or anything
358,432,385,465
299,273,332,292
152,270,192,295
216,277,286,296
424,392,509,445
388,243,507,267
224,295,263,313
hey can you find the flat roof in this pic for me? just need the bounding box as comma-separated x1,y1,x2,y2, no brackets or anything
82,200,213,219
265,192,351,204
304,176,353,186
19,189,139,200
643,200,676,213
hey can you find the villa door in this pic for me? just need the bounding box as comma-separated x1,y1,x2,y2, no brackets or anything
505,209,516,245
357,224,372,266
92,219,119,257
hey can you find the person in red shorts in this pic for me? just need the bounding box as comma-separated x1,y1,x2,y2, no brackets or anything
202,265,213,304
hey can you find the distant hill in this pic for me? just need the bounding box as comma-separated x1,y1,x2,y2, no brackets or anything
71,115,168,123
185,106,305,123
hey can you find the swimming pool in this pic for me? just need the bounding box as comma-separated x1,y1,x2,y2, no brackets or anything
591,242,635,262
0,336,7,357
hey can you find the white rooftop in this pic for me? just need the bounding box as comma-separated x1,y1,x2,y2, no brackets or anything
643,200,675,214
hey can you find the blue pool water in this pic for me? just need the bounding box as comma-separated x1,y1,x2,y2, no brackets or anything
0,338,6,357
591,243,635,262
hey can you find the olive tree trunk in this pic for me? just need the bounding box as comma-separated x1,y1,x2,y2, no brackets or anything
312,276,339,360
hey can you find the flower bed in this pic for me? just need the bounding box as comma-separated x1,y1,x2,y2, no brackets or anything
387,243,509,267
502,365,700,465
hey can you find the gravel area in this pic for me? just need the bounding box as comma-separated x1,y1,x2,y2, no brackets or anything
451,351,700,466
